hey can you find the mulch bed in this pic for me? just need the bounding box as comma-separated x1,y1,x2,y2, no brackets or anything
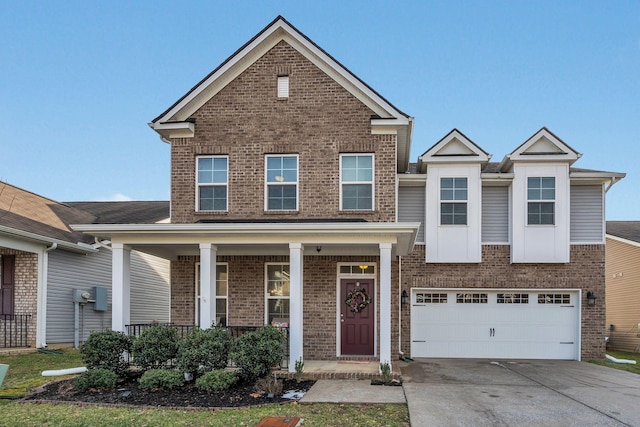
26,375,316,409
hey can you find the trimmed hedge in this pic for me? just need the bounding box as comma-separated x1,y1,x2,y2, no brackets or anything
138,369,184,390
79,330,132,376
132,325,179,371
230,326,285,383
176,327,232,376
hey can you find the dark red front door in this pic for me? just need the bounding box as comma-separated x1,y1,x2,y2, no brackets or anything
340,279,374,355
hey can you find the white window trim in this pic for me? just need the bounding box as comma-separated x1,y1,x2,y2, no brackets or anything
439,176,468,226
339,153,375,211
264,154,299,211
195,155,229,212
195,262,228,327
527,176,556,226
264,262,291,325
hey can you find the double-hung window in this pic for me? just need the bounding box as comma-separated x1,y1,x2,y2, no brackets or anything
440,177,467,225
195,263,228,327
527,177,555,225
266,264,290,325
266,155,298,210
341,154,373,210
196,156,228,211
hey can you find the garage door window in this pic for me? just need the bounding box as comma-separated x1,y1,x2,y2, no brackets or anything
497,293,529,304
456,293,487,304
416,293,447,304
538,293,570,304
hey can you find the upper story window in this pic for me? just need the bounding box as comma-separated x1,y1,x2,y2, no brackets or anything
196,156,228,212
277,76,289,98
527,177,555,225
341,154,374,210
440,177,467,225
266,155,298,211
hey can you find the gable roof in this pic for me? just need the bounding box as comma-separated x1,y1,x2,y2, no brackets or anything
149,16,414,172
417,129,490,172
499,127,581,171
606,221,640,245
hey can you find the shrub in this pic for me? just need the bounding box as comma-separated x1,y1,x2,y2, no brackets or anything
230,326,285,383
176,327,232,376
138,369,184,390
79,330,132,376
195,370,237,392
132,325,179,371
74,368,118,391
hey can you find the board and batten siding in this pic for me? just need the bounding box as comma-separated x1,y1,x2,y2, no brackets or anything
570,184,604,243
481,186,509,243
605,237,640,353
398,185,425,243
46,248,170,344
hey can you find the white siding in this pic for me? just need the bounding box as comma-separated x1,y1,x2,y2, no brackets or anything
482,186,509,243
570,184,604,243
398,185,425,243
46,248,170,344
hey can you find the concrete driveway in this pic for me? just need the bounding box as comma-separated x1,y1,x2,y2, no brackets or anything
401,359,640,426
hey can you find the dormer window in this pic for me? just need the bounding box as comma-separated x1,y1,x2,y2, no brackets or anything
277,76,289,98
527,177,555,225
440,177,467,225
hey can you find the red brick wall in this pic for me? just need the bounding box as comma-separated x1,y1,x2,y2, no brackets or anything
400,244,605,360
168,41,397,224
170,255,400,361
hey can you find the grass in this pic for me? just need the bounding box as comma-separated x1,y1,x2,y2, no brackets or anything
0,349,409,426
590,350,640,375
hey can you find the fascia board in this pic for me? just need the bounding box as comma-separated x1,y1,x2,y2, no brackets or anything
570,171,626,180
0,225,97,254
398,174,426,186
606,234,640,249
509,128,580,163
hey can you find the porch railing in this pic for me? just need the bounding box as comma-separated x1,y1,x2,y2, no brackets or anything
125,323,290,369
0,313,32,348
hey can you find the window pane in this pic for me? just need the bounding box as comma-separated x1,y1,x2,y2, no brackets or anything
343,184,372,210
215,299,227,326
441,177,453,189
357,168,372,181
283,156,297,169
541,188,555,200
212,170,227,184
342,155,372,183
542,177,555,188
267,299,290,324
342,156,357,169
342,169,357,182
441,188,454,200
198,157,227,184
267,265,290,296
200,186,226,211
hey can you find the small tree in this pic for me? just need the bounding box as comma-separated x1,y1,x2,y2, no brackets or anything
176,327,232,377
79,330,132,377
132,325,179,371
230,326,285,383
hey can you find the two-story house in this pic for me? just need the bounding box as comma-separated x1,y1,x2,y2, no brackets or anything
75,16,623,370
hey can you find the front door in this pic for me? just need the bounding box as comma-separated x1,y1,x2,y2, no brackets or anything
340,279,374,355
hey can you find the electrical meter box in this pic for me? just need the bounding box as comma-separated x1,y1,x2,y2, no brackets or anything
94,287,108,311
73,289,91,303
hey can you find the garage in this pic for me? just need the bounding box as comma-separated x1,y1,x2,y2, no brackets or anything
411,289,580,360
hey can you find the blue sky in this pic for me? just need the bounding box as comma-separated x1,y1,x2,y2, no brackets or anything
1,1,638,219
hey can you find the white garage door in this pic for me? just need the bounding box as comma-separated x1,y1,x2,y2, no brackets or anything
411,289,579,360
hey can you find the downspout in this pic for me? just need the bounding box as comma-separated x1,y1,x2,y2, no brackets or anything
36,243,57,348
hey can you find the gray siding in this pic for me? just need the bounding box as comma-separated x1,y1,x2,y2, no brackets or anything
570,185,603,243
46,248,170,344
482,186,509,243
398,185,425,243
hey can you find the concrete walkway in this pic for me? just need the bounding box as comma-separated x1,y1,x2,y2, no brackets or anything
299,379,405,404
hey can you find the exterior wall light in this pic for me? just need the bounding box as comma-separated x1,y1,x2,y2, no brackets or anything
586,291,597,306
401,290,409,307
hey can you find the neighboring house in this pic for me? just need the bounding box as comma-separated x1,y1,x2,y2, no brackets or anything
0,182,170,350
74,16,624,370
605,221,640,353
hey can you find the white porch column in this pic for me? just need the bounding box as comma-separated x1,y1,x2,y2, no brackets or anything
288,243,304,372
379,242,392,367
112,243,131,332
199,243,218,328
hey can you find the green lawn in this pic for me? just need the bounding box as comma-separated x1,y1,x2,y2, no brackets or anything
590,350,640,375
0,349,409,426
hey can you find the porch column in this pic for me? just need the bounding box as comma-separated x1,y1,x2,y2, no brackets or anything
112,243,131,332
288,243,304,372
379,242,392,366
199,243,218,328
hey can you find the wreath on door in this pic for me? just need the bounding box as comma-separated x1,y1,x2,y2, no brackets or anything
345,286,372,313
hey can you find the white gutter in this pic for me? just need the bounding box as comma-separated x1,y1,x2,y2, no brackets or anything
0,225,97,254
36,243,57,348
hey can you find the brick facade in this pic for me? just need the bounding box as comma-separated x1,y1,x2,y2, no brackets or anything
168,41,397,224
400,244,606,360
0,248,38,348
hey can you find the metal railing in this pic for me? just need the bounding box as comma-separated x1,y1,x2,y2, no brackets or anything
0,313,32,348
125,323,290,369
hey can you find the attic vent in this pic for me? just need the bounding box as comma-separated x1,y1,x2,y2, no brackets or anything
277,76,289,98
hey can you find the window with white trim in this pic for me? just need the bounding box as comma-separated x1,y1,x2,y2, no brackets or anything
266,155,298,210
440,177,467,225
527,177,555,225
265,264,290,325
196,156,228,211
195,263,228,327
277,76,289,98
341,154,373,210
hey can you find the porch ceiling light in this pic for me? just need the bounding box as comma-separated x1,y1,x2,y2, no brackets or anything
358,265,368,272
586,291,597,306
